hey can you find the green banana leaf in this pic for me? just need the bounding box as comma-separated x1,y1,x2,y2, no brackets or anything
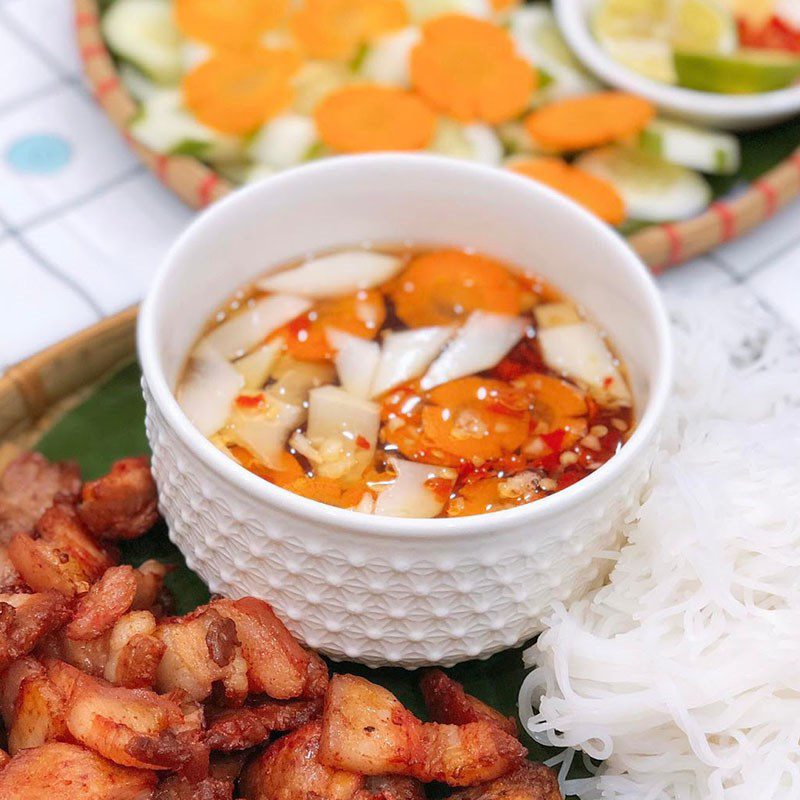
35,361,588,791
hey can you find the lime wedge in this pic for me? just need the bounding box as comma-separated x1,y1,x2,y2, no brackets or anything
594,0,737,83
604,37,677,82
670,0,737,54
674,48,800,93
594,0,672,41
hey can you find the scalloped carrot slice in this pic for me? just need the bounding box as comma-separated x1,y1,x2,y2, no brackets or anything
175,0,289,49
229,446,306,485
517,373,588,418
388,250,522,328
514,372,588,442
291,0,408,60
286,476,366,507
270,290,386,361
410,14,536,124
421,377,530,461
183,49,301,135
315,85,436,154
491,0,521,11
447,474,544,516
510,158,626,225
524,92,655,152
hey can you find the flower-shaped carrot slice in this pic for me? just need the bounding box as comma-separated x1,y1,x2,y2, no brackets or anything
315,85,436,153
388,250,522,328
524,92,655,152
510,157,626,225
175,0,289,49
183,49,301,135
422,377,530,462
410,14,536,124
270,290,386,361
291,0,408,61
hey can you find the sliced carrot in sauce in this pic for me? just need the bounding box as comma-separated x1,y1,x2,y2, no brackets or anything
183,49,301,135
389,250,522,328
421,377,530,462
315,85,436,154
229,446,306,485
290,0,408,60
514,373,588,456
175,0,289,49
286,476,366,507
510,158,626,225
447,472,544,516
270,290,386,361
516,373,587,418
410,14,536,124
524,92,655,152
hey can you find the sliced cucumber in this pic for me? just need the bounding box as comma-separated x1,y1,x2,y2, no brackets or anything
292,61,352,115
510,6,601,100
639,119,740,175
131,90,243,163
360,28,420,87
102,0,182,85
430,119,504,165
405,0,490,23
181,40,210,71
119,63,159,103
247,113,318,170
575,145,712,222
497,120,538,155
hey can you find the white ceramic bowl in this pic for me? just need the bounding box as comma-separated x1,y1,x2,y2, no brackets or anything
554,0,800,130
138,154,672,668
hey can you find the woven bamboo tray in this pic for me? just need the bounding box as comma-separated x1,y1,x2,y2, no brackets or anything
0,307,137,468
76,0,800,272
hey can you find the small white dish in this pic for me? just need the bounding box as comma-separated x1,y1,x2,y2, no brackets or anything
554,0,800,130
138,154,672,668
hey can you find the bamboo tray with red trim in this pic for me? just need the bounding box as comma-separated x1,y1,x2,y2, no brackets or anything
76,0,800,273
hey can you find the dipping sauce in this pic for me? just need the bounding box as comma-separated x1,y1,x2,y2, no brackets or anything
177,246,634,518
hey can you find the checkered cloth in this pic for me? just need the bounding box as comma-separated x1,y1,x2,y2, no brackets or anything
0,0,798,371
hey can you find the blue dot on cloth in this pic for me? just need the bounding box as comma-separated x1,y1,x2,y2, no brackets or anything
6,134,72,175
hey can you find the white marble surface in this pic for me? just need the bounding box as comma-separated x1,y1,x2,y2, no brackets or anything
0,0,798,371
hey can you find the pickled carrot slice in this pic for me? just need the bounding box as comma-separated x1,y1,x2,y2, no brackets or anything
315,85,436,154
421,377,530,462
389,250,522,328
510,158,626,225
175,0,288,49
183,49,301,135
410,14,536,124
524,92,655,152
291,0,408,60
270,290,386,362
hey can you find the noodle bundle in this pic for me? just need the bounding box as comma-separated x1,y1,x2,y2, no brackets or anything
520,290,800,800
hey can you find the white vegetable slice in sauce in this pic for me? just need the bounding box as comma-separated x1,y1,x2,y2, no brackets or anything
233,338,284,389
198,295,311,360
421,312,528,390
374,458,457,518
370,326,454,398
228,397,306,469
326,329,381,399
257,251,404,299
177,355,243,437
306,386,380,479
537,322,632,406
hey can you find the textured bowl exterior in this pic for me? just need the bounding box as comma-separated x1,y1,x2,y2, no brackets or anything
145,379,657,668
138,155,672,668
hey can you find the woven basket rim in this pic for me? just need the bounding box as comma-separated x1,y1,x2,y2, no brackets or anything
76,0,800,271
0,306,137,453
